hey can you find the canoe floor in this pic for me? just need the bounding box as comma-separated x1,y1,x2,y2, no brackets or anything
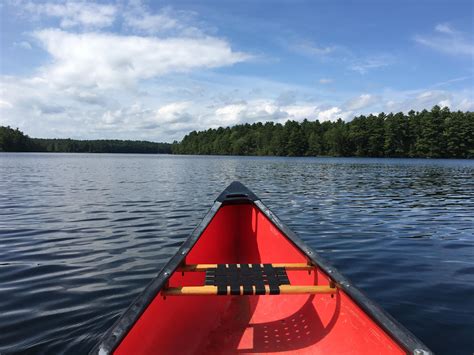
114,204,405,354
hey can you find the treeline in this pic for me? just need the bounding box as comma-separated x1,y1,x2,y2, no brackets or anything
173,106,474,158
0,126,172,154
2,106,473,157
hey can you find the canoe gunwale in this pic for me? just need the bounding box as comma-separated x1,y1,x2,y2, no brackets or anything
90,181,431,355
90,200,223,355
254,198,431,354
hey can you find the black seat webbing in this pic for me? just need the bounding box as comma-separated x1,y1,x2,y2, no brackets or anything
205,264,290,295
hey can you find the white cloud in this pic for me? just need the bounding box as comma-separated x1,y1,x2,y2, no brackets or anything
435,23,456,35
383,89,473,113
0,1,252,140
13,41,32,49
212,100,348,127
33,29,251,89
275,91,297,105
283,104,315,119
438,99,451,108
346,94,378,110
0,99,13,109
292,40,337,56
101,110,124,126
125,9,179,34
287,36,394,75
414,24,474,56
3,69,473,142
317,107,345,121
431,75,472,88
415,35,474,56
214,100,287,125
157,102,192,123
24,1,117,29
215,103,247,124
458,98,474,111
319,78,333,84
418,90,449,102
122,3,201,36
349,57,392,74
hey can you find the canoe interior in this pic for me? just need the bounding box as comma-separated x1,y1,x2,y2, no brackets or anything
115,203,405,354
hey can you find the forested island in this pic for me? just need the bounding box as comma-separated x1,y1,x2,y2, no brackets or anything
0,126,172,154
1,106,473,158
174,106,473,158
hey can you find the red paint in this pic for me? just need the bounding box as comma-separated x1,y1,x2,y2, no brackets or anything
115,204,405,354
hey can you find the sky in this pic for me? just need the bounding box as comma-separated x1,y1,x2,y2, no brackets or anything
0,0,473,142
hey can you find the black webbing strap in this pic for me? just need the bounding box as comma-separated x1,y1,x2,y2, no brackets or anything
240,264,253,295
264,264,280,295
205,264,290,295
228,264,240,295
215,264,227,295
252,264,266,295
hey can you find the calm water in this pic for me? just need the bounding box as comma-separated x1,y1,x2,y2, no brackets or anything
0,154,473,354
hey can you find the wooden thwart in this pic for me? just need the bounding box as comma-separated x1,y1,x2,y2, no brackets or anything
179,263,314,272
163,285,336,296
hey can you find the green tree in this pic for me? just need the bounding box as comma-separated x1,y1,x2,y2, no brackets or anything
348,115,369,156
285,121,307,156
384,112,409,157
444,111,474,158
416,106,446,157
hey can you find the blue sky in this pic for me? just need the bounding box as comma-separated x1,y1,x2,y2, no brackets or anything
1,0,473,141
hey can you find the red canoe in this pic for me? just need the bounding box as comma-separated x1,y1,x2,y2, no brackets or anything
92,182,430,354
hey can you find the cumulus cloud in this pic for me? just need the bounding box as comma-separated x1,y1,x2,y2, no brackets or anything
383,89,473,113
0,1,253,140
23,1,117,29
320,107,350,121
0,99,13,109
215,101,287,125
346,94,378,110
33,29,250,89
3,69,472,141
414,24,474,56
212,100,349,127
100,103,156,129
283,105,315,119
157,102,193,123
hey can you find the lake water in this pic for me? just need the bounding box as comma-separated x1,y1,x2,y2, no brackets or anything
0,153,473,354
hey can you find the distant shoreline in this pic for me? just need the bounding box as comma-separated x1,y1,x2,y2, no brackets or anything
0,127,172,154
2,105,473,158
174,106,474,159
2,151,473,161
0,151,173,155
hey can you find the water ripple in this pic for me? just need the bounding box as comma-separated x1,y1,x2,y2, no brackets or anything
0,154,473,354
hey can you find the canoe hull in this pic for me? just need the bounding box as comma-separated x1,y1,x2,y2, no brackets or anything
92,182,430,354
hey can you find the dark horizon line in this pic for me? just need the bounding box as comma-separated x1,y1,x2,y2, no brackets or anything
31,136,173,144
